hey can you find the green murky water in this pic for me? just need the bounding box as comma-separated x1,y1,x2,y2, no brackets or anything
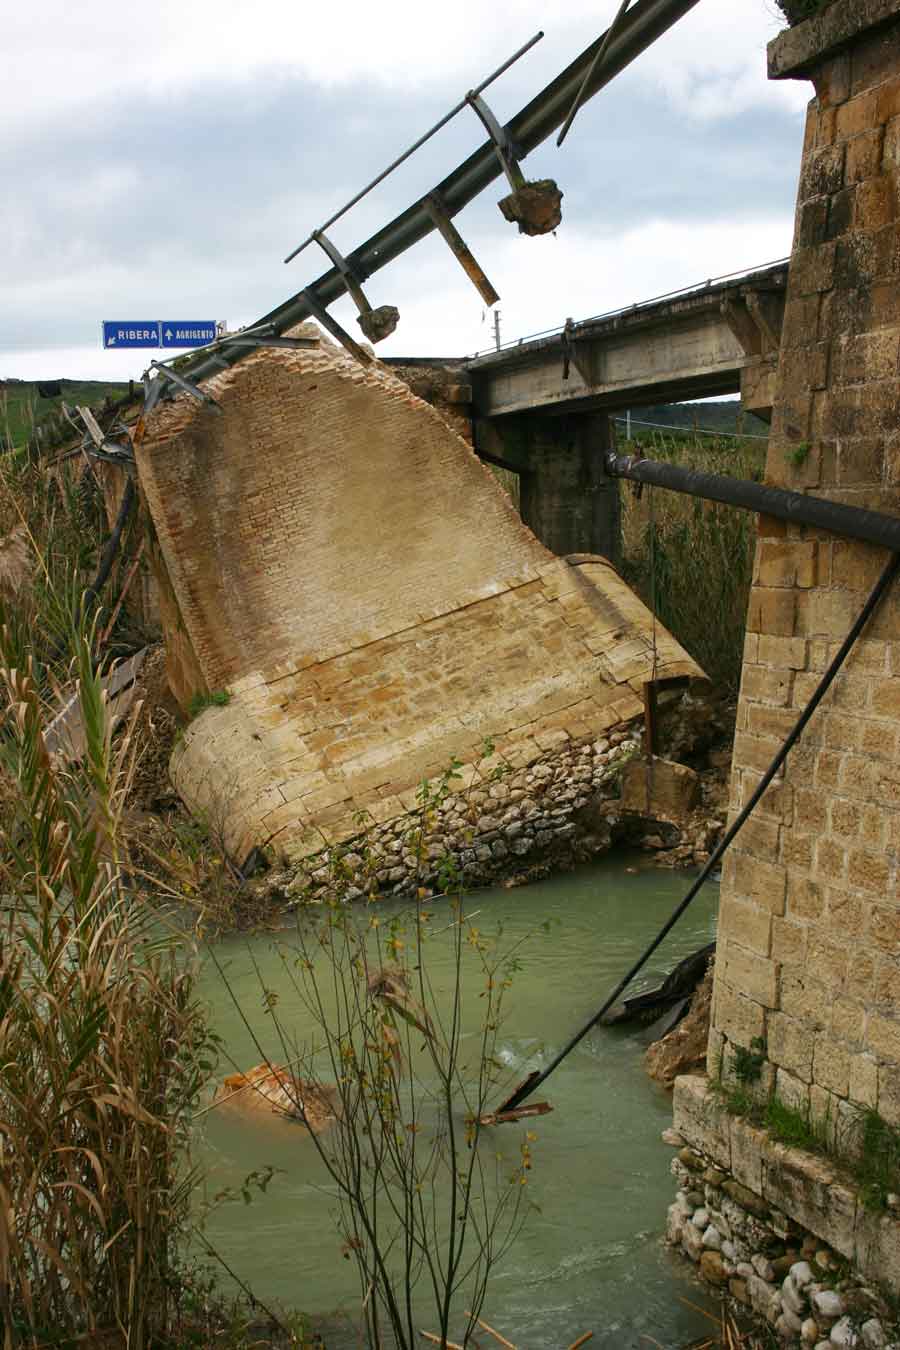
195,856,719,1348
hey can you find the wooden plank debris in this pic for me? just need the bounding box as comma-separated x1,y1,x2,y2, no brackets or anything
44,647,148,761
477,1100,553,1127
465,1312,517,1349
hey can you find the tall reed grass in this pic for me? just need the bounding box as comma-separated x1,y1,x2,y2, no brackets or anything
0,520,212,1344
620,432,765,695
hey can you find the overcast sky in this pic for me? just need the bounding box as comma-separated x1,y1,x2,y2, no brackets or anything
1,0,811,383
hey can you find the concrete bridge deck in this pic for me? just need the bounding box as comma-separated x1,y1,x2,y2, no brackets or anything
465,259,789,422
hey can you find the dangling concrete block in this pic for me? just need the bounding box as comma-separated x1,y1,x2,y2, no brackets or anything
135,329,702,863
620,756,701,823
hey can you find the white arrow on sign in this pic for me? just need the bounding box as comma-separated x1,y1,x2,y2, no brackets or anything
106,335,117,345
165,329,173,340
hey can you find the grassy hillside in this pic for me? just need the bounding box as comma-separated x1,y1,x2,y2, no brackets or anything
620,400,769,441
0,379,129,451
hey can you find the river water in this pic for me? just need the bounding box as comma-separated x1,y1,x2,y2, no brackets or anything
195,856,720,1348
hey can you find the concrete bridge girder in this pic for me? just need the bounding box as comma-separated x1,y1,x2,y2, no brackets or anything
465,263,788,425
460,265,786,563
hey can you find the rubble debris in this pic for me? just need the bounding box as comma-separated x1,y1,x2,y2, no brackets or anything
357,304,400,343
498,179,563,235
644,960,714,1087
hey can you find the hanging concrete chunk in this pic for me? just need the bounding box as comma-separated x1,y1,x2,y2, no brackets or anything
135,327,701,864
357,304,400,343
498,179,563,236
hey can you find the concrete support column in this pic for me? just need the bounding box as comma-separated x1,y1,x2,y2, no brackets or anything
477,412,621,562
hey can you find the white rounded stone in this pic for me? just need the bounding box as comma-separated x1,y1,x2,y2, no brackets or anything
791,1261,816,1290
830,1316,860,1348
811,1290,845,1322
752,1253,777,1282
782,1273,808,1317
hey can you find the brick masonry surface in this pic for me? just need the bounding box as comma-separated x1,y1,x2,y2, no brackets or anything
136,330,701,863
709,0,900,1153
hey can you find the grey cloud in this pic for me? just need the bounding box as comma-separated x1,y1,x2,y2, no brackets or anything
1,63,802,354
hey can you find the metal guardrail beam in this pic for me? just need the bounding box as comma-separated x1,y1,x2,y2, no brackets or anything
176,0,701,391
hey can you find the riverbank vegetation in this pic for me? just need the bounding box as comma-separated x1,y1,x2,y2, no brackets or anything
0,606,214,1344
0,379,129,455
0,455,542,1339
0,407,744,1343
0,460,275,1342
209,763,542,1350
620,431,765,696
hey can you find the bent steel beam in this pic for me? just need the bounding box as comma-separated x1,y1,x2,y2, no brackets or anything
178,0,701,390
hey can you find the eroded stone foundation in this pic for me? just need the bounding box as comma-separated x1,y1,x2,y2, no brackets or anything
670,1077,900,1348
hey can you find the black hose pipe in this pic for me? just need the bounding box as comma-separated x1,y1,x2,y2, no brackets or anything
82,474,136,613
497,551,900,1113
606,451,900,556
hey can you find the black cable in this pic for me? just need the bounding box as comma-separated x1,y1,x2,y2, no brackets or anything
498,551,900,1112
82,474,136,613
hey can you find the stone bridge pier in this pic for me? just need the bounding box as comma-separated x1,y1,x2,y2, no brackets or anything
670,0,900,1325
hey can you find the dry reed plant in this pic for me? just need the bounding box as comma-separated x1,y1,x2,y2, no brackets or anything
0,606,213,1346
209,759,538,1350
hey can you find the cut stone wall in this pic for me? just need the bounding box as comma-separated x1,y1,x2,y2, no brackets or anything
670,1077,900,1346
136,331,701,864
710,0,900,1137
670,1,900,1333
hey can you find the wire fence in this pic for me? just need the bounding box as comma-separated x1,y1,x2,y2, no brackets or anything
614,416,769,441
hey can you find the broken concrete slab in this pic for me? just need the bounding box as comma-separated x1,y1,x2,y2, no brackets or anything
497,179,563,236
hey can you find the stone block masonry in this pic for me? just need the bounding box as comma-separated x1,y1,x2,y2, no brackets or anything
670,1078,900,1349
136,328,701,865
671,0,900,1335
710,0,900,1143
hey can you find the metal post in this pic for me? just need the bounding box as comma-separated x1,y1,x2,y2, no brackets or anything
422,193,500,306
494,311,502,351
164,0,702,395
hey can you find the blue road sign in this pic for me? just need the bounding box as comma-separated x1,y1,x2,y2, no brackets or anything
102,321,160,349
160,321,217,348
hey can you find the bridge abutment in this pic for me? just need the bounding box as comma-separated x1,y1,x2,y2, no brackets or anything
671,0,900,1326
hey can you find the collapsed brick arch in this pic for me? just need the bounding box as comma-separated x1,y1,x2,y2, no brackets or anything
137,331,702,863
